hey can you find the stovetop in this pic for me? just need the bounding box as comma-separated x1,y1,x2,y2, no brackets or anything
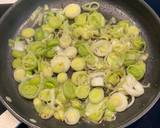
0,1,160,128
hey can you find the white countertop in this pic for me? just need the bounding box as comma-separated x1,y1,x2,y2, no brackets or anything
0,0,17,4
0,110,20,128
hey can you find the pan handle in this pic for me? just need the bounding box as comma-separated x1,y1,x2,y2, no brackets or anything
0,110,20,128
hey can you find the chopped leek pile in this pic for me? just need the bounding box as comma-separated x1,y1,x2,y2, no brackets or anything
9,2,149,125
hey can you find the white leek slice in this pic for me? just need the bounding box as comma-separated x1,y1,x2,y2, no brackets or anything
121,74,144,97
51,55,71,73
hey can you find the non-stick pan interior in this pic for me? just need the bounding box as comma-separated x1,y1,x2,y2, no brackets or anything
0,0,160,128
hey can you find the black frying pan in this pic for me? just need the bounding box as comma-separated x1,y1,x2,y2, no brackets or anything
0,0,160,128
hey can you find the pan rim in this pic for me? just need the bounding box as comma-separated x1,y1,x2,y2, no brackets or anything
0,1,40,127
0,0,159,128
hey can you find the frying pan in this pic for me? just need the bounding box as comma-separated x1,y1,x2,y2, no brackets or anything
0,0,160,128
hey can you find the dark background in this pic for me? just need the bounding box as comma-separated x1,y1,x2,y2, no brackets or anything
0,0,159,128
